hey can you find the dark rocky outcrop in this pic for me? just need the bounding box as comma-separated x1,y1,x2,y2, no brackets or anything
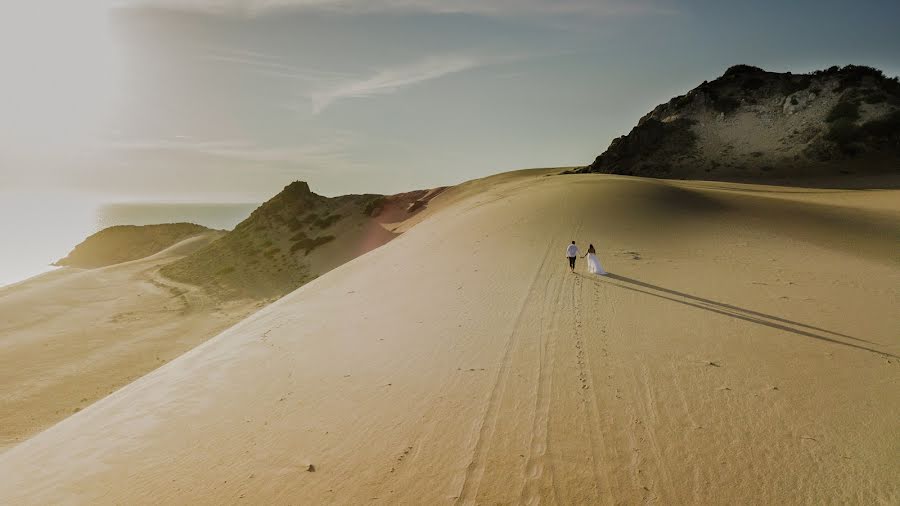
575,65,900,180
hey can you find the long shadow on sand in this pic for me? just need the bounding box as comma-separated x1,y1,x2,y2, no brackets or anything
586,273,896,359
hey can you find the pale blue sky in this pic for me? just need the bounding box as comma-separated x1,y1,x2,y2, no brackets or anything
1,0,898,199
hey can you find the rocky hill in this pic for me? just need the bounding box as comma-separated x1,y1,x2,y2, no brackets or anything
575,65,900,180
55,223,215,269
160,182,444,299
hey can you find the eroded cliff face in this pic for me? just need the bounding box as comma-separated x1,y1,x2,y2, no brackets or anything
577,65,900,179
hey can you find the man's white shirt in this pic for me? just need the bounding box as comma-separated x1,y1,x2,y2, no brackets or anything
566,244,579,257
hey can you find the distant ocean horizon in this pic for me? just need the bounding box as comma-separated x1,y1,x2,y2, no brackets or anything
0,194,259,288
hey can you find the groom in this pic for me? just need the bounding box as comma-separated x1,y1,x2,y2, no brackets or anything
566,241,579,272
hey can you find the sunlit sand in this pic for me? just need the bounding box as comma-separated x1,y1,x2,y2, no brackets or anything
0,170,896,504
0,232,262,450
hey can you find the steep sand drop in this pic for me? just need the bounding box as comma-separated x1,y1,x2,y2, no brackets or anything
0,172,897,504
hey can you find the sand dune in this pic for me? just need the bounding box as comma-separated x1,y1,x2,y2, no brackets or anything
54,223,216,269
0,172,897,504
0,232,262,450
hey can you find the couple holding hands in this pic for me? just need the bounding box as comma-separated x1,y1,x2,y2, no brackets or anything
565,241,606,275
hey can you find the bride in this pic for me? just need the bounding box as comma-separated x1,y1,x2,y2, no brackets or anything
582,244,607,275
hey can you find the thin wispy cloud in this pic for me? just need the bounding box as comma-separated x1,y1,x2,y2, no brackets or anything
203,48,351,82
310,55,484,113
115,0,674,17
106,136,358,166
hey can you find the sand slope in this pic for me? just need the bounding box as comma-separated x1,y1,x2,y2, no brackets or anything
0,232,261,450
0,172,897,504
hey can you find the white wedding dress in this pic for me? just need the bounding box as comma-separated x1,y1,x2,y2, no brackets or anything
587,252,606,275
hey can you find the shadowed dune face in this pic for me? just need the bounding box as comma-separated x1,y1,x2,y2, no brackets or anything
563,177,734,219
0,173,897,505
715,191,899,263
532,176,898,263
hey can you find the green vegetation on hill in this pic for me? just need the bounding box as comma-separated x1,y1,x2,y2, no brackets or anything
826,101,860,123
159,181,399,300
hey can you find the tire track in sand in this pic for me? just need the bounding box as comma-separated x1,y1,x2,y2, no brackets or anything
518,266,568,505
630,363,677,502
455,238,556,505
